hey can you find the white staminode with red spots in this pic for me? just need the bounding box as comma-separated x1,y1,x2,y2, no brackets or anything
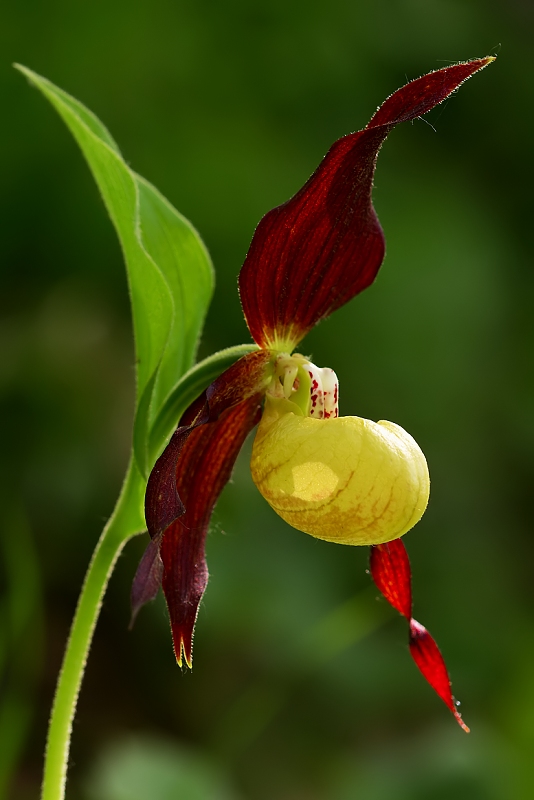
305,362,339,420
271,353,339,420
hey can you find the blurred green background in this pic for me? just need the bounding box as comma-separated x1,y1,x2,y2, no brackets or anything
1,1,533,798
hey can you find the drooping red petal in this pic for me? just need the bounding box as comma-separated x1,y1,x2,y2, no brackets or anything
370,540,469,732
239,58,494,351
132,349,273,663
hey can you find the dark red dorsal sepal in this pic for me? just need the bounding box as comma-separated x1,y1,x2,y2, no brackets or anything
370,539,469,732
239,58,494,353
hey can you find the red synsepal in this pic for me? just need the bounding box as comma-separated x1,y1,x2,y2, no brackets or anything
370,540,469,732
132,349,272,664
160,396,262,666
239,58,494,351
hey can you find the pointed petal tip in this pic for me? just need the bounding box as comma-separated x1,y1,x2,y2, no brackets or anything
452,55,495,69
368,57,496,131
458,54,496,77
453,705,470,734
174,633,193,669
409,618,470,733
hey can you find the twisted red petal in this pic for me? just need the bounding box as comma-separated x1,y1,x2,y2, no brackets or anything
132,349,273,664
239,58,494,350
369,537,412,619
370,540,469,732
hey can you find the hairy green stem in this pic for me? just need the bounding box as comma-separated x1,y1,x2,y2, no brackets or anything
41,459,146,800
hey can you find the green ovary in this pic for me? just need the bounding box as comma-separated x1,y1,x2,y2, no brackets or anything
250,401,429,546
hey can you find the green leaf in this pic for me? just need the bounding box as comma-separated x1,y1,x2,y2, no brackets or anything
16,65,214,477
136,176,214,411
148,344,260,465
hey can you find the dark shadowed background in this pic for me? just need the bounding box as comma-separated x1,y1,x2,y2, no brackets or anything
1,1,533,799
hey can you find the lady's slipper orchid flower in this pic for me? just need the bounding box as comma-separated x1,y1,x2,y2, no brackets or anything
133,58,493,732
